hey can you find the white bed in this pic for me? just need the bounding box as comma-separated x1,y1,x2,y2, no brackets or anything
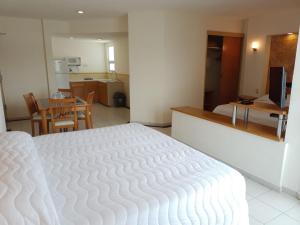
213,95,290,128
0,123,249,225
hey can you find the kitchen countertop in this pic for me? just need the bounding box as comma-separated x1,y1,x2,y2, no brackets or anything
70,79,122,83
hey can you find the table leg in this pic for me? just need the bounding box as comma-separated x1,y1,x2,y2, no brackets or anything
244,108,249,125
232,105,237,126
40,110,48,135
277,114,284,138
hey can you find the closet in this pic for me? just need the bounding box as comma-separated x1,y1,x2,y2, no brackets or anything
204,32,243,111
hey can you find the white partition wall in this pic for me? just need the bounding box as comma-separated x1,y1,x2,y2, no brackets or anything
283,26,300,196
0,85,6,132
172,111,287,189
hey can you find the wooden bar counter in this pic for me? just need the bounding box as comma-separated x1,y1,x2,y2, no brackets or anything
171,106,283,141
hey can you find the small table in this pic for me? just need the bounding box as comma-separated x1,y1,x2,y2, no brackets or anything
230,102,288,138
37,97,90,135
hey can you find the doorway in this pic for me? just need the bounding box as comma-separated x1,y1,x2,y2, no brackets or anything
204,32,243,111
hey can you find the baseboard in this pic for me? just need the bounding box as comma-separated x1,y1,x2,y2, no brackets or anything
282,187,300,200
239,170,281,192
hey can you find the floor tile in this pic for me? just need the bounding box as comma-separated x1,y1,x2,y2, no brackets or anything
248,199,281,223
249,217,263,225
265,214,300,225
246,178,270,197
151,127,171,136
257,190,300,212
286,204,300,222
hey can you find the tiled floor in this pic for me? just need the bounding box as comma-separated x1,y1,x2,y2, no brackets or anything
7,104,131,133
246,178,300,225
7,104,300,225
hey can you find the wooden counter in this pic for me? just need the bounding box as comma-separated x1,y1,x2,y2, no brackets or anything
171,106,283,141
70,80,124,106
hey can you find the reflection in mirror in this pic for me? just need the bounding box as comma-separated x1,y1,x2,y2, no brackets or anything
209,33,298,133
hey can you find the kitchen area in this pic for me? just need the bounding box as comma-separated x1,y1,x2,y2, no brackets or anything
2,32,130,133
53,34,129,108
0,19,131,133
49,33,130,128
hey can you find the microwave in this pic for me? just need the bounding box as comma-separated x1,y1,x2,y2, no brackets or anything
65,57,81,66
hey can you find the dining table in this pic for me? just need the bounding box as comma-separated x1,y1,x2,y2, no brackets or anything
36,96,91,135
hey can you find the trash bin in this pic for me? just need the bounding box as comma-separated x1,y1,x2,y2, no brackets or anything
113,92,126,107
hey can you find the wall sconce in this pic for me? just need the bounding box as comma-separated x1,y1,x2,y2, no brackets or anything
251,41,259,51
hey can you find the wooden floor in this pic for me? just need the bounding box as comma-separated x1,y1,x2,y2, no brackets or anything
172,106,283,141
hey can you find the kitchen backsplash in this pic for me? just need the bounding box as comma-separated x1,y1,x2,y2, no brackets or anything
68,73,108,81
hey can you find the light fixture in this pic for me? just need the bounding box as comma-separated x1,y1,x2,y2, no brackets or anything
288,32,294,35
77,10,84,14
251,41,259,52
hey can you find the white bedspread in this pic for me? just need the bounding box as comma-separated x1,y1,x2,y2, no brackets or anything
33,123,248,225
0,132,60,225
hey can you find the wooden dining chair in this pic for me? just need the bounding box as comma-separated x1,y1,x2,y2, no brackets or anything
78,91,95,129
23,92,47,136
58,88,73,98
48,98,78,133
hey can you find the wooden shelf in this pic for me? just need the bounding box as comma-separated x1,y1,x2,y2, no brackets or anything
171,106,284,142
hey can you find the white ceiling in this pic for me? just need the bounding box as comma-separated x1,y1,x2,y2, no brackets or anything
0,0,299,20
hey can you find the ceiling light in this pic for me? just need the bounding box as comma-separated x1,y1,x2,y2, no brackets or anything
77,10,84,14
288,32,294,35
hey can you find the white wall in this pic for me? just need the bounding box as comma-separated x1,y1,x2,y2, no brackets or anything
129,11,167,124
0,85,6,132
0,16,49,119
283,26,300,196
68,16,128,34
129,11,243,125
52,37,106,72
239,10,300,97
42,19,70,93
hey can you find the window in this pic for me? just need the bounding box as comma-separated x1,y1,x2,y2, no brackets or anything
107,46,115,72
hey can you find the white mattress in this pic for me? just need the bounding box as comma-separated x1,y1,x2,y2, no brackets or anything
0,132,60,225
32,123,249,225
